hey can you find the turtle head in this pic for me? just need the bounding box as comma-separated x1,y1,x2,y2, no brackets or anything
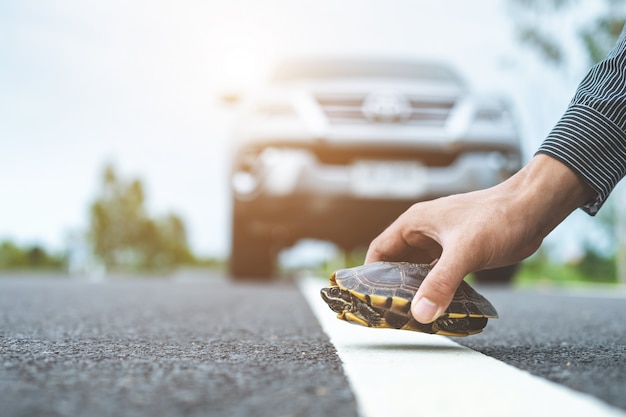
320,286,353,314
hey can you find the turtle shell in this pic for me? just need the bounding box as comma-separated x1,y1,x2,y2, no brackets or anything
323,261,498,336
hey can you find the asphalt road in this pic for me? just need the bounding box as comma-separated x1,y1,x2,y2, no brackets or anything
1,271,625,416
0,272,357,417
456,285,626,410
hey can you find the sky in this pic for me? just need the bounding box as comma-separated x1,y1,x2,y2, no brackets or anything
0,0,614,260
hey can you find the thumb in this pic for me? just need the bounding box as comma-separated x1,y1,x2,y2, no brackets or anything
411,252,471,324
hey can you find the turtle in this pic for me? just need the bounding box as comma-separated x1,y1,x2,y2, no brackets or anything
319,261,498,336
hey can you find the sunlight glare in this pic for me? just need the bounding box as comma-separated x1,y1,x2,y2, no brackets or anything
207,10,280,94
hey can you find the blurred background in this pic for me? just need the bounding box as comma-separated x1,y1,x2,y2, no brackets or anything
1,0,624,283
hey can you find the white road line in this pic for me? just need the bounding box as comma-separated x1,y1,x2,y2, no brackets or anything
299,277,626,417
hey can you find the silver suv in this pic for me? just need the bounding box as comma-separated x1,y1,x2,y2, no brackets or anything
228,58,521,281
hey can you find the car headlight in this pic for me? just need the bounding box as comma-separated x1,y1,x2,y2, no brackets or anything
232,171,258,196
473,97,513,124
231,147,316,199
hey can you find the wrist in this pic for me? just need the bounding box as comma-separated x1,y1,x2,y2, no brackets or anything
501,154,595,237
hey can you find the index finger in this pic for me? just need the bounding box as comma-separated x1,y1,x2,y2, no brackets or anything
365,224,442,265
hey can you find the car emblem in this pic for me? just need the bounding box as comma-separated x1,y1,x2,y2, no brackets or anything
362,92,412,123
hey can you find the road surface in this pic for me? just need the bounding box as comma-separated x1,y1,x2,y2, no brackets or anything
0,270,624,416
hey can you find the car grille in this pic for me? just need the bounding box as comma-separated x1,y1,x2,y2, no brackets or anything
315,94,456,126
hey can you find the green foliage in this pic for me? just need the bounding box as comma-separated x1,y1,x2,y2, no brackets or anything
580,15,626,63
576,250,617,281
516,248,617,285
517,27,563,65
508,0,626,67
88,164,195,271
0,241,64,270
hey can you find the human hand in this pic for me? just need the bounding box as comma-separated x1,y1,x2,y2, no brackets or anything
365,155,595,324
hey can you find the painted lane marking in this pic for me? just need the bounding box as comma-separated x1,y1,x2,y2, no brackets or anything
299,277,626,417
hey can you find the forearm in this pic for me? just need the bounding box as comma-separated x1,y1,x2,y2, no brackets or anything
500,154,596,241
537,27,626,214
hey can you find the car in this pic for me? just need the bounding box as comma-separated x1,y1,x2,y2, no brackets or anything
227,57,522,282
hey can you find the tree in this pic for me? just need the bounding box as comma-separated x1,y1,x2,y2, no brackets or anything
88,164,194,271
0,241,64,270
507,0,625,282
508,0,626,67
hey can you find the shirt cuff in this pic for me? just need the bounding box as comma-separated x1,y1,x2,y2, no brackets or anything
536,104,626,216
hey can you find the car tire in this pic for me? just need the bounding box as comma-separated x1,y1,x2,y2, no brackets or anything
229,215,276,281
472,264,519,284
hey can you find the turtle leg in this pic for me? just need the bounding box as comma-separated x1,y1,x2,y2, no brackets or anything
356,301,382,326
342,312,371,327
402,318,439,334
432,315,489,336
339,299,383,328
382,311,411,329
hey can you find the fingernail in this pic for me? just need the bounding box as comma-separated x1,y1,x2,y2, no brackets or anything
412,297,440,324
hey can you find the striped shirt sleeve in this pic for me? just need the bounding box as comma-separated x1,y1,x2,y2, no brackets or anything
536,27,626,216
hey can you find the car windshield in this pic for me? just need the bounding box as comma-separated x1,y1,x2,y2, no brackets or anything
271,59,461,83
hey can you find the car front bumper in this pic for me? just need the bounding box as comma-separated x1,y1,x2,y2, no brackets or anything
232,147,520,203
